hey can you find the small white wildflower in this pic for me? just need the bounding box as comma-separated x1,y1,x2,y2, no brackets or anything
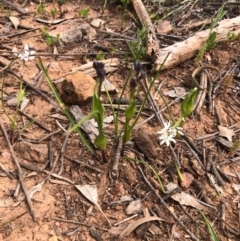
16,44,35,61
157,121,184,146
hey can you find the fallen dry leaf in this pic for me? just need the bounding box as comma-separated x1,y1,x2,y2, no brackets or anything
181,172,194,188
171,192,215,213
48,236,58,241
163,87,186,98
75,184,111,226
118,216,165,241
218,125,235,142
9,16,20,30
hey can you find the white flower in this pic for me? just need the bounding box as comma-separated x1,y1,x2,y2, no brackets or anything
157,121,184,146
15,44,35,61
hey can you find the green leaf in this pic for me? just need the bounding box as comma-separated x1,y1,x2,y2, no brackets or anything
96,51,104,60
180,87,199,120
94,133,108,151
79,8,89,18
125,102,136,121
17,89,25,107
199,210,219,241
92,89,104,121
206,32,217,50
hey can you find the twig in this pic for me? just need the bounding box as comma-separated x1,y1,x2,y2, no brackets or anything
0,28,39,39
2,0,27,14
47,217,108,231
0,119,37,220
48,139,54,168
0,163,15,179
39,129,63,141
114,214,139,227
66,156,102,173
111,136,122,181
19,110,51,132
210,163,225,186
137,164,198,241
58,125,71,175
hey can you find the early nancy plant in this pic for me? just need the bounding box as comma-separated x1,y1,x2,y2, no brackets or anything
1,45,36,143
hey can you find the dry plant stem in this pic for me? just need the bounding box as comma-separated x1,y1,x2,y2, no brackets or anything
183,134,202,157
114,214,138,227
137,165,198,241
194,71,208,115
0,163,15,179
131,0,160,55
0,119,37,220
58,125,71,176
214,106,223,125
111,136,122,180
154,16,240,70
0,28,39,40
98,30,136,41
66,156,102,173
211,163,225,186
48,139,54,168
40,129,63,141
48,217,108,231
216,166,231,183
2,0,27,14
36,62,50,88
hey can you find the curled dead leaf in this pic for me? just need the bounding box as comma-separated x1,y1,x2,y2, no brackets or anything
218,125,235,142
118,217,165,241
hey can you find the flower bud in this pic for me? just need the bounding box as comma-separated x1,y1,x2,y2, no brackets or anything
130,78,137,90
134,61,142,72
96,68,106,80
93,61,99,70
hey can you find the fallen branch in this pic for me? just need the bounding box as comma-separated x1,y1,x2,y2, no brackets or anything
131,0,160,55
154,16,240,71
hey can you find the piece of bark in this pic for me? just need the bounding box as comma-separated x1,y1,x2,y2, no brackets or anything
131,0,160,56
154,16,240,71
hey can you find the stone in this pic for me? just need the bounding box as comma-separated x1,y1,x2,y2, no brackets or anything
13,141,48,163
57,72,96,105
49,20,96,45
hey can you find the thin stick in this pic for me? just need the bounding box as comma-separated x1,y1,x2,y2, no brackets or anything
2,0,27,14
0,119,37,220
137,164,198,241
19,110,51,132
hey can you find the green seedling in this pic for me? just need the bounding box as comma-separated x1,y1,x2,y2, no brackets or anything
199,210,219,241
195,5,227,64
127,24,147,61
37,1,45,14
96,51,104,60
40,28,59,46
120,0,130,28
1,61,34,143
79,8,89,18
50,8,58,19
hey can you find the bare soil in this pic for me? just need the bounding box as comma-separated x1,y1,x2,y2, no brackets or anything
1,1,240,241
